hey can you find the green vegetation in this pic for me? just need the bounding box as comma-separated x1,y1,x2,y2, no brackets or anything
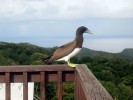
0,42,133,100
73,56,133,100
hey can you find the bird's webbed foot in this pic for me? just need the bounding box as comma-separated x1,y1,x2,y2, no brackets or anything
67,60,77,67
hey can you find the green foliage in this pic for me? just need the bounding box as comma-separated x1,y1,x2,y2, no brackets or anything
0,42,51,65
101,81,119,99
0,42,133,100
0,55,13,65
63,82,74,100
80,55,133,100
46,82,57,100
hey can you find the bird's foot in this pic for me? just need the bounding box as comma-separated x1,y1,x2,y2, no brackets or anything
67,61,77,67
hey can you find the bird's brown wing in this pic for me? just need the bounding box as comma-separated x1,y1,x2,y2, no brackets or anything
49,40,77,62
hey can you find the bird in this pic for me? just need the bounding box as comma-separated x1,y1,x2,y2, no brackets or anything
42,26,94,67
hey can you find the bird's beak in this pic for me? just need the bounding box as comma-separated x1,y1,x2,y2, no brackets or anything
85,29,94,35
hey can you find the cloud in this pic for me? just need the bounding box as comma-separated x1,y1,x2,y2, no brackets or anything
0,0,133,21
0,0,133,53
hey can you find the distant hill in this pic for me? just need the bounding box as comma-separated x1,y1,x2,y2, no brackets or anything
118,48,133,60
76,48,114,57
76,47,133,60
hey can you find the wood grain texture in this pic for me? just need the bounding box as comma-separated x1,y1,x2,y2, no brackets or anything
23,72,28,100
57,71,62,100
40,72,45,100
0,65,74,72
5,72,10,100
76,64,113,100
75,71,86,100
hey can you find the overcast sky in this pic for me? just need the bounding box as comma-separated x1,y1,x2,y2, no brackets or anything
0,0,133,53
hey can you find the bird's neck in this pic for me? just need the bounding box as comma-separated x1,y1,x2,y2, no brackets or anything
75,32,83,48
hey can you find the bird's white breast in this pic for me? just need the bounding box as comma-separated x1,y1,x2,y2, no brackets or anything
57,48,81,61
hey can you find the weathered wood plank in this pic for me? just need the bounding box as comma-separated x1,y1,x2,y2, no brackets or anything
5,72,10,100
40,72,45,100
75,71,86,100
76,64,113,100
0,65,74,72
23,72,28,100
57,71,62,100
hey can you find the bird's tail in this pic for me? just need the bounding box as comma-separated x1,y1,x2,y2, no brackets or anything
42,55,53,64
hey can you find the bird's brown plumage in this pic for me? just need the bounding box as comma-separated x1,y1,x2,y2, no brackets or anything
43,40,77,64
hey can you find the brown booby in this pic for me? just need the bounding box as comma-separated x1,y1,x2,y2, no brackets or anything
42,26,94,67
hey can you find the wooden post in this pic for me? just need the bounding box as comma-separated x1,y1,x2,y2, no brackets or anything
40,72,46,100
57,71,62,100
75,70,86,100
23,72,28,100
6,72,10,100
76,64,113,100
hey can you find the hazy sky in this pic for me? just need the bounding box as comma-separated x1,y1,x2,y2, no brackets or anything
0,0,133,53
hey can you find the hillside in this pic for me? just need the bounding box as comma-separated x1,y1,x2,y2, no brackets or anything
0,42,56,65
76,47,133,60
76,47,114,58
118,48,133,59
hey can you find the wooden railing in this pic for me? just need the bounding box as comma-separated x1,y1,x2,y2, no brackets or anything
0,64,113,100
